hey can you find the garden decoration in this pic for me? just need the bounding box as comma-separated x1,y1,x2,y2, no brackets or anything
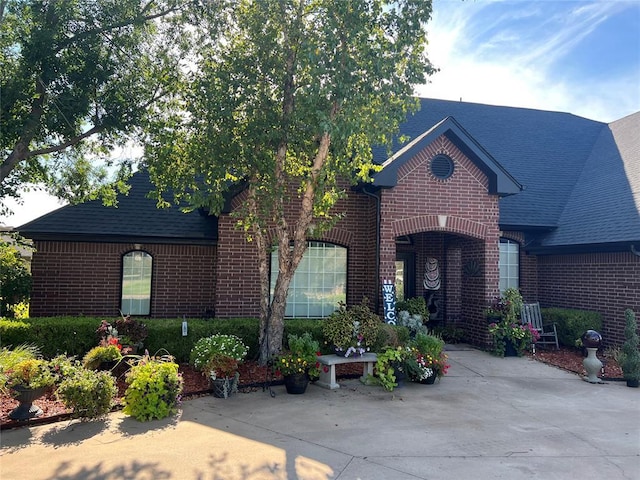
581,330,603,384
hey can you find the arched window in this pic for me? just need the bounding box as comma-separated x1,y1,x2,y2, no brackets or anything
499,239,519,293
121,251,152,315
270,241,347,318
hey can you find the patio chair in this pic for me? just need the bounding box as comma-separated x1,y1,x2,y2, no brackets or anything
521,302,559,352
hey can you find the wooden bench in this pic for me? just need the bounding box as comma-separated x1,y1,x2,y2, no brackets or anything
316,353,378,390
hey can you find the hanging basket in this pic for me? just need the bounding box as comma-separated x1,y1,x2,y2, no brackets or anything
211,373,239,398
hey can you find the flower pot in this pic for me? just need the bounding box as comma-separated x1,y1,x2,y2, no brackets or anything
9,385,48,420
283,373,309,394
626,379,639,388
504,339,518,357
391,361,406,388
211,374,238,398
98,360,118,371
419,369,437,385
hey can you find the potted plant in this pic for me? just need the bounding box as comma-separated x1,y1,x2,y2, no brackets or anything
322,298,381,357
488,320,539,357
484,296,505,323
0,346,56,420
114,315,148,353
406,332,449,383
82,344,123,371
621,309,640,388
273,333,321,394
372,346,412,392
123,352,183,421
190,334,248,398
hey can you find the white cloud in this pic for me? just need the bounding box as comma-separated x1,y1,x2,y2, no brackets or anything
419,0,640,122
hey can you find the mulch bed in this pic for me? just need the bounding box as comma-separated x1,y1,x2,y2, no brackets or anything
0,348,623,430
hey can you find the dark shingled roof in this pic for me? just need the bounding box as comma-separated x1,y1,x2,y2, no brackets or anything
377,98,639,250
16,98,639,252
17,171,218,244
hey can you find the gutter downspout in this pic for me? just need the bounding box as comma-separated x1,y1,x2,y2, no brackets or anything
362,185,382,313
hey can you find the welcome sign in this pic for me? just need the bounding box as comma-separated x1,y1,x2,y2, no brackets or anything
381,279,396,324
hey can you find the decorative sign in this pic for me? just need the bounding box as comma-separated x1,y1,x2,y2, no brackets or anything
381,279,396,325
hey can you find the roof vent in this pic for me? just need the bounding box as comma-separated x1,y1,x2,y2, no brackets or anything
430,154,454,180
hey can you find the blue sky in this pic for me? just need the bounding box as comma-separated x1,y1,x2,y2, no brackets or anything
2,0,639,227
418,0,640,122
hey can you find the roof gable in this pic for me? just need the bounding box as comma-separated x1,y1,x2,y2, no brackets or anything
373,116,522,196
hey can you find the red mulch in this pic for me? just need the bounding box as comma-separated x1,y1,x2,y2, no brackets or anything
0,348,622,430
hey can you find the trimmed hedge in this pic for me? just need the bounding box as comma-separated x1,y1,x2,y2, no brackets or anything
541,308,603,347
0,316,342,363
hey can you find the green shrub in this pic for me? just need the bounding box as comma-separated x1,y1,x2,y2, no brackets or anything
621,309,640,383
396,297,428,319
123,358,183,421
541,308,602,347
0,319,32,347
430,325,466,344
0,243,31,317
57,368,117,420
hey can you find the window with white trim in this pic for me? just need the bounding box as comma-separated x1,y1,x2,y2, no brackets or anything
499,239,519,293
270,241,347,318
121,251,152,315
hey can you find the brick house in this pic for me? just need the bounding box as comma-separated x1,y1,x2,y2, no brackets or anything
16,99,640,346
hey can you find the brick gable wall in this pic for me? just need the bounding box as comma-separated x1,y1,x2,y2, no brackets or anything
378,135,501,346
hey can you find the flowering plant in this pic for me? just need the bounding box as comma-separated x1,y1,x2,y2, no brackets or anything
488,320,540,357
3,358,55,391
407,333,450,380
323,300,380,357
275,332,321,378
190,334,248,379
273,353,318,377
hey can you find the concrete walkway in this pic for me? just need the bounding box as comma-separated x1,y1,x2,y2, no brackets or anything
1,345,638,480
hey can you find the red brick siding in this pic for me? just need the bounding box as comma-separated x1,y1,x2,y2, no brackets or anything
537,252,640,345
214,184,377,318
378,135,501,345
29,241,217,318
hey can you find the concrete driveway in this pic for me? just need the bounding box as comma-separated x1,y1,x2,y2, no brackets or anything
1,345,638,479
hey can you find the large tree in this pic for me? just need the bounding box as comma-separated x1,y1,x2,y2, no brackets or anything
0,0,192,212
144,0,436,363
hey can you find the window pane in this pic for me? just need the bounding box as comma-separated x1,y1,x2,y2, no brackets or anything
121,251,152,315
271,242,346,318
395,260,405,301
499,239,519,294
